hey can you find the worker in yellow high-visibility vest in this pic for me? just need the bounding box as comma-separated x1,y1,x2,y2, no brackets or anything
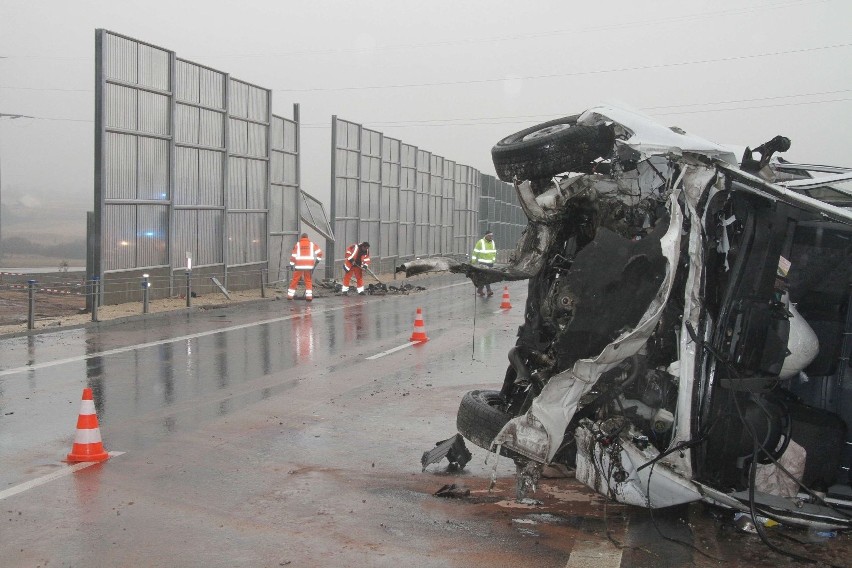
471,231,497,297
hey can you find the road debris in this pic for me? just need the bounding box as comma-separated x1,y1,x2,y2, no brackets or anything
433,483,471,499
421,434,472,472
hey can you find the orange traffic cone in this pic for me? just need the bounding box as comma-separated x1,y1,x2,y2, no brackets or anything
409,307,429,343
499,286,512,310
66,388,110,462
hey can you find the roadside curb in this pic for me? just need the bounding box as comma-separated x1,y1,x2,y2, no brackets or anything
0,297,281,341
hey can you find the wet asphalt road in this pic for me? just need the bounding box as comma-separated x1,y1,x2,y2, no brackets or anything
1,275,849,567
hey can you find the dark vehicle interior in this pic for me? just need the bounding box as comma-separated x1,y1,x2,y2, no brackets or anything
700,189,851,494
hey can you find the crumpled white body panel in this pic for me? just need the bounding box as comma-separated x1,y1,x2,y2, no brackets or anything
494,192,685,462
579,105,739,165
574,422,702,508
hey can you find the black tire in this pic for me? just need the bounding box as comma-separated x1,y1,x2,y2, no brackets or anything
491,115,615,182
456,390,513,452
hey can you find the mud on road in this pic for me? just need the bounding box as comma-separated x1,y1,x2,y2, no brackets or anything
380,469,851,568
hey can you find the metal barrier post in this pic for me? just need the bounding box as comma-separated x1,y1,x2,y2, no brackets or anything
261,268,267,298
91,277,100,322
185,270,192,307
142,273,150,314
27,280,36,330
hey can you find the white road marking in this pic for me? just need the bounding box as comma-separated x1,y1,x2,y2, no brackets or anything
365,341,421,360
0,306,351,377
0,451,125,501
363,281,474,360
564,522,626,568
0,279,478,377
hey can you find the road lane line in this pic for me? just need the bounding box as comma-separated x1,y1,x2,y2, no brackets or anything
365,341,421,360
0,451,125,501
0,307,351,377
564,517,627,568
0,279,480,377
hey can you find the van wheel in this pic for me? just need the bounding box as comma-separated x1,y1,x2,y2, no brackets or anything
491,115,615,182
456,390,514,455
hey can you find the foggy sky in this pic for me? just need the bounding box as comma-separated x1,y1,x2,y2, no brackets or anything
1,0,850,249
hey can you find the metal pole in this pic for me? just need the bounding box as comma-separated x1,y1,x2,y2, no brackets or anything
93,30,106,301
260,268,266,298
185,270,192,307
27,279,36,330
142,273,150,314
91,277,100,322
327,115,337,280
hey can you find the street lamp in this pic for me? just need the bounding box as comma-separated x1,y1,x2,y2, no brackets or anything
0,113,34,267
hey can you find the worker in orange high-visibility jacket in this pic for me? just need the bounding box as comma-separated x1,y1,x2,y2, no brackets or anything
288,233,323,301
340,241,371,295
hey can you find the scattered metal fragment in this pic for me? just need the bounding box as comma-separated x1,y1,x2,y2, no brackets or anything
421,434,472,472
516,498,544,506
433,483,471,499
516,461,543,500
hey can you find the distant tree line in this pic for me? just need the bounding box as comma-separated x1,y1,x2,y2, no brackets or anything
3,236,86,259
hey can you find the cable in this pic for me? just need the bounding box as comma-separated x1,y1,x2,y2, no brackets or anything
1,0,831,62
302,98,852,131
273,43,852,93
0,87,852,128
631,319,850,563
732,392,823,565
655,96,852,117
682,319,850,564
178,0,829,59
641,88,852,111
7,41,848,96
0,86,91,92
645,461,722,562
298,89,852,128
0,115,92,123
686,321,852,517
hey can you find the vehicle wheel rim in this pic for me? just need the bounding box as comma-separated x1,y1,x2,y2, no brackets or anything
522,123,572,141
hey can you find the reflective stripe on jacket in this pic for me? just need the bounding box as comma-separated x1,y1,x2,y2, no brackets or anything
343,243,371,272
290,237,323,270
471,238,496,264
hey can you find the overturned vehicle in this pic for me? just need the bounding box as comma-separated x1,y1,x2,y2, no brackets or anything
404,106,852,530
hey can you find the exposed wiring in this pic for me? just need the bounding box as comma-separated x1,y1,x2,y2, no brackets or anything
732,392,823,564
685,321,851,517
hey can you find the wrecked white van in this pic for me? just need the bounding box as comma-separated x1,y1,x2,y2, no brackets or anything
404,105,852,533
